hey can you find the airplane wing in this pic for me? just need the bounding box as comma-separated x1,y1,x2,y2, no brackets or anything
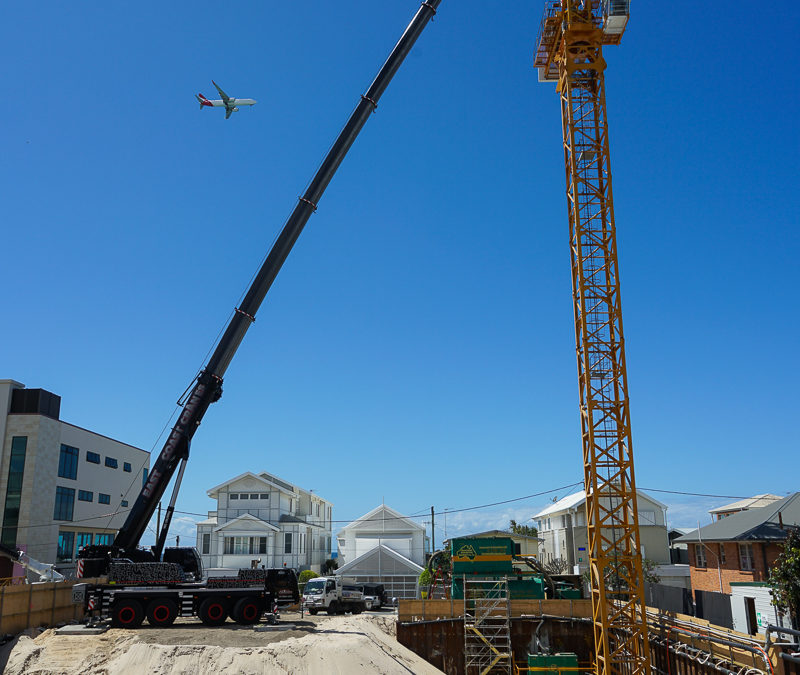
225,108,233,120
212,80,231,105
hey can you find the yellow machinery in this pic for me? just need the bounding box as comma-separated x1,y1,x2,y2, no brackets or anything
534,2,651,674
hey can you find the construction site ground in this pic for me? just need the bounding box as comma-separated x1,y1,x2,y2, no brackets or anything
0,608,443,675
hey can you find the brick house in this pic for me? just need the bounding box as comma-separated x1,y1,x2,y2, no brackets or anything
676,492,799,595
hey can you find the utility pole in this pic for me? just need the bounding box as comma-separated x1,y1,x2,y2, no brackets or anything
431,506,435,554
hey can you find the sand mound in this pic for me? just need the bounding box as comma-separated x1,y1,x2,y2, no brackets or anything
2,614,441,675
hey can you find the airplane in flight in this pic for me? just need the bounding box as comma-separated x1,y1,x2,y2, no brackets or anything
196,81,256,119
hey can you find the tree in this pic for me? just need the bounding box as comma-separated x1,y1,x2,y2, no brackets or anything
768,529,800,627
581,558,661,590
509,519,538,538
298,569,319,593
321,558,338,575
543,557,570,575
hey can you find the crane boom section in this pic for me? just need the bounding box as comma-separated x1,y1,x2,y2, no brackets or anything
114,0,442,551
536,2,650,674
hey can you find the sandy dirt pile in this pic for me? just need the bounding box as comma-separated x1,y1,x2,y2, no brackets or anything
1,613,442,675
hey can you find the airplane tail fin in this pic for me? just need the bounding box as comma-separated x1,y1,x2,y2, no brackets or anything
196,93,211,109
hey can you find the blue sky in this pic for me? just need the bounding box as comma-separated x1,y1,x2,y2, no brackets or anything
2,2,798,549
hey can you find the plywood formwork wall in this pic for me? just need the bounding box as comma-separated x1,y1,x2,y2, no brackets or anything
398,598,593,622
0,578,103,635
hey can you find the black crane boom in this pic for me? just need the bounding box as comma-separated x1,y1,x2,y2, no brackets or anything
113,0,442,553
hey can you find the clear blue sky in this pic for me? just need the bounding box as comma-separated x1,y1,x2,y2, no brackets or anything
2,2,797,548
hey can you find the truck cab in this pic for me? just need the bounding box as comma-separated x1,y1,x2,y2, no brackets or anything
302,576,365,615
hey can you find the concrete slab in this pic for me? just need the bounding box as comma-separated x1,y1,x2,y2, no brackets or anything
55,624,108,635
254,623,296,632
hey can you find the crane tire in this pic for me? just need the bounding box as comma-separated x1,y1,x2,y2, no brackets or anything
233,596,262,625
111,599,145,628
198,597,228,626
146,598,178,627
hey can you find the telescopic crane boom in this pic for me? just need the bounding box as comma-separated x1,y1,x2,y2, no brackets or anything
110,0,441,556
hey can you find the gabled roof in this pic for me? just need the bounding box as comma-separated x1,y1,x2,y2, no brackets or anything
207,471,291,497
335,543,424,576
677,493,800,543
708,494,782,514
337,504,424,535
534,489,667,519
212,512,279,533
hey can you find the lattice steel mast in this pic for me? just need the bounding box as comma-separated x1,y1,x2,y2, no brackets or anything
534,2,651,674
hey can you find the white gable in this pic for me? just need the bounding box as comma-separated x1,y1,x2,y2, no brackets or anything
338,504,424,535
213,513,279,533
336,544,424,576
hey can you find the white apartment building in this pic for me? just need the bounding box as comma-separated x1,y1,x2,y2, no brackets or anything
196,471,333,573
0,380,150,577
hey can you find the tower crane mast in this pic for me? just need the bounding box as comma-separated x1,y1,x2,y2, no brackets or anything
534,2,651,674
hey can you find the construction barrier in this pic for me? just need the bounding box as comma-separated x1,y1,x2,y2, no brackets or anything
0,577,104,635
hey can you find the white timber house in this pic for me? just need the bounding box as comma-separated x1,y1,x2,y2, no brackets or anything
535,489,674,578
335,504,427,599
196,471,333,574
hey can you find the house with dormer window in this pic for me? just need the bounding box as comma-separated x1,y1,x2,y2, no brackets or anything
195,471,333,574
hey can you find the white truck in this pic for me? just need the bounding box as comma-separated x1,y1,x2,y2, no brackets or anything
302,577,366,615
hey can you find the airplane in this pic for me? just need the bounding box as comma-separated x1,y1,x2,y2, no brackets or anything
196,81,256,120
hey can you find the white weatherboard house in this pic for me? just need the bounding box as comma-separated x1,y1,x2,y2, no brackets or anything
535,489,674,578
335,504,427,599
196,471,333,573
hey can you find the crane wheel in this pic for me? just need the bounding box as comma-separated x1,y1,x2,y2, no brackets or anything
233,596,262,625
198,597,228,626
111,599,145,628
146,598,178,627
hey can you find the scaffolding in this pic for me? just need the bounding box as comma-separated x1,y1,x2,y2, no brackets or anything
464,577,513,675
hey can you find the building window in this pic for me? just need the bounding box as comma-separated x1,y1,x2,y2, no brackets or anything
105,457,118,469
76,532,93,554
718,543,726,566
121,500,128,507
230,494,239,500
78,490,93,502
250,493,259,499
240,494,249,500
739,543,755,571
98,493,111,505
57,531,75,562
223,536,267,555
694,544,707,568
58,444,79,479
284,533,292,554
54,486,76,521
259,494,269,500
202,533,211,554
142,467,148,487
1,436,27,548
95,533,113,546
123,462,132,473
316,503,320,516
86,451,100,464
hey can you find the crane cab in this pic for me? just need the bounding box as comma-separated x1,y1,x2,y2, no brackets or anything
602,0,630,40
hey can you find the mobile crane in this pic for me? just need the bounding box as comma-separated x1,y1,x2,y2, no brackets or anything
74,0,440,628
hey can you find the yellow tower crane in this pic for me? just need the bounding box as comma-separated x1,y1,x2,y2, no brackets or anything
534,2,651,674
